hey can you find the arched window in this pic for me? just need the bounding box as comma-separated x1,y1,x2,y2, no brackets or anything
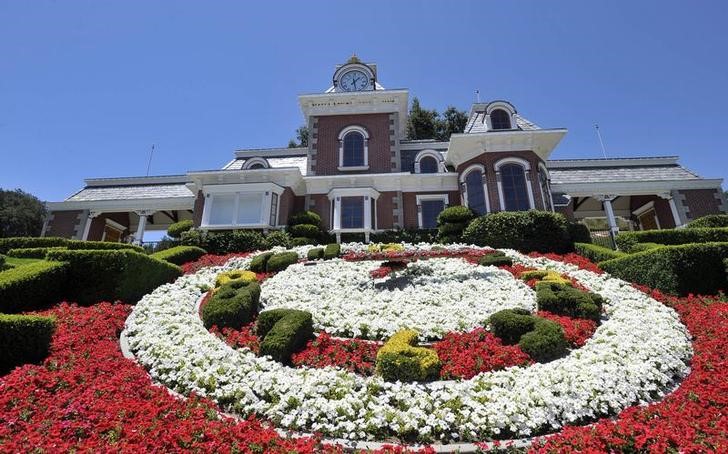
419,156,439,173
500,164,530,211
242,157,269,170
465,169,487,215
342,131,364,167
490,109,511,130
538,166,553,211
249,163,265,170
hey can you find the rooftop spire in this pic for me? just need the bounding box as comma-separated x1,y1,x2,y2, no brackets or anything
347,53,361,64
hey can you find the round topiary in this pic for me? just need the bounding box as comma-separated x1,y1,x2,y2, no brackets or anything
288,224,321,239
292,237,316,246
167,220,194,239
518,318,568,362
462,211,572,253
437,206,475,225
489,308,536,345
288,210,321,227
438,222,468,236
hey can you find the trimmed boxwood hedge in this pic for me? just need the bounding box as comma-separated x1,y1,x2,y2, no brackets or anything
167,220,194,238
45,249,182,305
600,242,728,295
437,206,476,244
687,214,728,228
462,211,574,253
616,227,728,252
151,245,207,265
375,329,441,382
574,243,626,263
323,243,341,260
489,308,535,345
202,281,260,329
181,229,266,254
536,281,603,322
65,241,145,252
478,252,513,267
6,246,68,259
258,309,313,364
307,248,324,260
0,261,69,313
287,210,321,227
288,224,320,239
518,318,569,362
0,237,68,254
248,252,274,272
264,230,292,249
0,314,56,374
265,252,299,272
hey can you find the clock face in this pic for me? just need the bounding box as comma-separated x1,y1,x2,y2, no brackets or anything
339,70,370,91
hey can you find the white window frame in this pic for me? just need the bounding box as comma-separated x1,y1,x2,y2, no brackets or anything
327,187,379,234
633,200,661,230
459,163,490,214
242,157,269,170
416,194,449,229
413,149,444,174
337,125,369,171
537,163,555,212
485,101,517,131
495,157,535,211
200,182,283,230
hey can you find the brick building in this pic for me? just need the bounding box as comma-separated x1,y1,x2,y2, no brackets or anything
45,57,726,243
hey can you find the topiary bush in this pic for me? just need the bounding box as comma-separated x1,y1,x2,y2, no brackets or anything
518,318,569,362
687,214,728,228
214,269,257,288
489,308,535,345
600,242,728,295
45,249,182,305
167,220,194,239
567,222,592,244
150,245,207,265
616,227,728,252
0,261,68,313
258,309,313,364
629,242,664,253
574,243,626,263
287,210,321,227
264,230,292,249
65,241,145,252
536,281,604,321
248,252,274,273
323,243,341,260
478,251,513,267
206,230,266,254
0,314,56,374
436,206,475,244
202,281,260,329
287,210,323,245
265,251,299,272
376,330,441,382
6,246,67,259
462,211,573,253
0,237,68,254
288,224,321,239
307,248,324,260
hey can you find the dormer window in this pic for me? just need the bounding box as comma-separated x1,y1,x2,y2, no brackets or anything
413,149,443,174
419,157,439,173
490,109,512,130
242,157,269,170
338,126,369,170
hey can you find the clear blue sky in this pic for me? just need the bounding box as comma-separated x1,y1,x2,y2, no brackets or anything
2,0,727,203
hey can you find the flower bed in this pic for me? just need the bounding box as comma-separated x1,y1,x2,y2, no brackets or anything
124,243,692,443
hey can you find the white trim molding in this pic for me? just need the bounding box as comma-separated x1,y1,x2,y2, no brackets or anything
459,164,490,214
494,157,535,211
200,182,284,230
415,194,449,229
241,157,270,170
485,101,517,131
338,125,369,171
658,191,684,227
327,187,380,241
413,149,445,174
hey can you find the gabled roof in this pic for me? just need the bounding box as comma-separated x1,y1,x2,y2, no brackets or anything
66,183,194,202
546,156,701,185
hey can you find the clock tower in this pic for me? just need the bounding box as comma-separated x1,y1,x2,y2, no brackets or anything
331,54,377,92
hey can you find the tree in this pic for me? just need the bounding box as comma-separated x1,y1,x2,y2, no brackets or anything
0,188,47,237
406,98,468,141
288,125,309,148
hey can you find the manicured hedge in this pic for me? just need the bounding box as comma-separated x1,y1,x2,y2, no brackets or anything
0,254,5,267
181,229,266,254
687,214,728,228
0,261,69,313
376,330,441,382
478,251,513,267
0,314,56,374
287,211,321,227
518,318,568,362
574,243,626,263
167,220,194,238
489,308,535,345
287,211,323,246
462,211,574,253
66,241,145,252
567,222,592,244
600,242,728,295
150,245,207,265
258,309,313,364
323,243,341,260
6,247,67,259
536,282,604,322
437,206,475,244
288,224,320,239
45,249,182,305
266,252,299,272
0,237,68,254
248,252,274,273
264,230,292,249
307,248,324,260
202,281,260,329
616,227,728,252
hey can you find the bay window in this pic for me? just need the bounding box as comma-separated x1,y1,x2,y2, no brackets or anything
201,183,283,229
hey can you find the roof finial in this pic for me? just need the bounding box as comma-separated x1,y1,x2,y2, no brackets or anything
347,53,361,64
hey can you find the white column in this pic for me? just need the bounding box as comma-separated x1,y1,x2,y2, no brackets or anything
133,210,154,245
332,197,341,230
659,192,683,227
81,211,101,241
363,196,372,231
597,195,619,235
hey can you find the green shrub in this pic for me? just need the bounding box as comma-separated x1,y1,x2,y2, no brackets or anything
478,252,513,267
180,228,206,248
629,242,664,253
258,309,313,364
323,243,341,260
307,248,324,260
288,210,321,227
150,245,207,265
45,249,181,305
616,227,728,251
0,261,68,313
291,237,316,246
370,229,438,244
264,230,292,249
437,206,475,224
256,308,295,337
265,251,299,272
0,237,68,254
462,211,573,253
248,252,274,273
687,214,728,228
0,254,5,267
518,318,568,362
375,330,441,382
489,308,535,345
600,242,728,295
167,220,194,238
66,241,145,252
201,282,260,329
206,230,266,254
567,222,592,244
536,281,603,321
288,224,320,239
574,243,626,263
6,247,67,259
0,314,56,374
438,222,468,236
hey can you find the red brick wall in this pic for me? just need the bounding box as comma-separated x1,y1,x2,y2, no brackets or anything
193,191,205,227
308,194,331,229
375,191,396,229
277,188,296,226
456,150,547,211
630,195,675,229
312,113,392,175
401,191,461,229
680,189,724,220
87,212,131,241
46,210,83,238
